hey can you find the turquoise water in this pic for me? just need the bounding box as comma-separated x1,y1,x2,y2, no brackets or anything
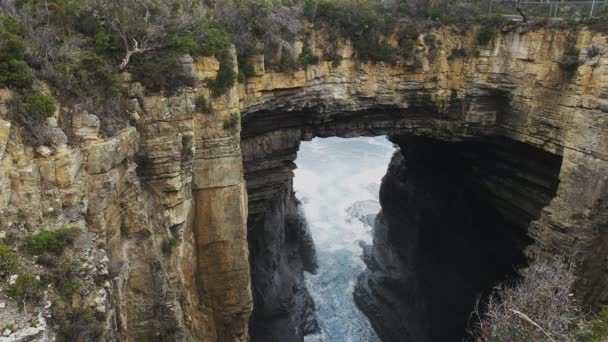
294,137,395,342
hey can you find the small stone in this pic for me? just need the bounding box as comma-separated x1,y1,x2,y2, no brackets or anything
0,302,5,309
45,117,58,128
8,275,17,285
3,329,11,336
36,145,53,158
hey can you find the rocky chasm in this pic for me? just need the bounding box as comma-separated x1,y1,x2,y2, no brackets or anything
0,26,607,341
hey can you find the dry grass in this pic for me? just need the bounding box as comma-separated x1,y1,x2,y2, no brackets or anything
472,256,587,341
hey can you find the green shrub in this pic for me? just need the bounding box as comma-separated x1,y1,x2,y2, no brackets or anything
26,227,81,256
448,47,467,60
174,36,199,55
297,42,319,68
0,15,25,36
14,93,56,121
207,50,236,97
578,306,608,341
279,48,297,72
476,13,508,45
587,45,601,58
558,43,581,73
237,57,256,82
53,307,104,342
585,15,608,33
0,243,17,278
0,59,32,89
131,53,196,94
162,238,176,254
135,154,153,178
223,112,239,130
54,259,81,298
0,37,26,61
195,95,209,112
312,0,398,64
7,273,44,304
201,28,231,57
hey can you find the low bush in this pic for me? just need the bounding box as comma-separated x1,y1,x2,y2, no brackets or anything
200,28,231,57
53,259,81,298
7,273,44,305
476,13,508,45
558,43,581,73
223,112,239,130
472,257,586,341
0,243,17,278
131,53,195,94
207,50,236,97
195,95,210,112
26,227,81,256
53,307,104,342
135,154,153,179
19,94,56,121
0,59,33,89
237,56,256,82
587,45,601,59
162,238,176,254
578,306,608,341
585,15,608,33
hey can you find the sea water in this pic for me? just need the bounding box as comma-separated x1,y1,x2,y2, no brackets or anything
294,137,395,342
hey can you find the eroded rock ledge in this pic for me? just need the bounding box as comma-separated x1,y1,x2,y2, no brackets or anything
240,26,608,340
0,25,606,341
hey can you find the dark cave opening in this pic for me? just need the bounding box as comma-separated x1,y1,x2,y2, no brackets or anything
355,135,563,342
240,110,565,341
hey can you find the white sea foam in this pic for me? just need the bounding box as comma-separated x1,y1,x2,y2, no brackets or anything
295,136,394,342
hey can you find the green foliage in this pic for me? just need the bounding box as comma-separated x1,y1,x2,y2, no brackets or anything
448,47,467,60
207,50,236,97
135,154,153,179
0,59,32,89
7,273,44,304
13,93,56,121
297,41,319,68
0,243,17,278
0,37,26,61
53,259,81,298
223,112,239,130
92,30,123,57
587,45,601,59
585,15,608,33
558,43,581,73
279,48,297,72
476,13,508,45
174,36,199,55
427,4,444,20
312,0,398,64
578,306,608,341
397,23,419,59
201,28,231,57
237,56,256,82
0,15,25,36
162,238,176,254
195,95,209,112
26,227,81,256
131,53,195,94
53,307,104,342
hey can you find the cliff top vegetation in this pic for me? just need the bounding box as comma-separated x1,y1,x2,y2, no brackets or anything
0,0,606,139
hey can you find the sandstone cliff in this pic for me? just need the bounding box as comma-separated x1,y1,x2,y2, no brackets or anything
0,24,606,341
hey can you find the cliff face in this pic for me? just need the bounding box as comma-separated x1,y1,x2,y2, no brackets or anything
239,26,608,339
0,25,607,341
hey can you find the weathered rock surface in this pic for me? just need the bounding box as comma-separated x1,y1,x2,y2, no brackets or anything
239,26,608,340
0,24,607,342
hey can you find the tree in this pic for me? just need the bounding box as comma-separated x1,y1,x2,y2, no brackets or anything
75,0,207,70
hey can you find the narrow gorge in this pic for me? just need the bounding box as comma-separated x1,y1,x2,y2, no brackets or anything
1,22,608,341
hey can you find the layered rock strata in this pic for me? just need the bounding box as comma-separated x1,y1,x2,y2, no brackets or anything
0,24,606,342
239,27,608,340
